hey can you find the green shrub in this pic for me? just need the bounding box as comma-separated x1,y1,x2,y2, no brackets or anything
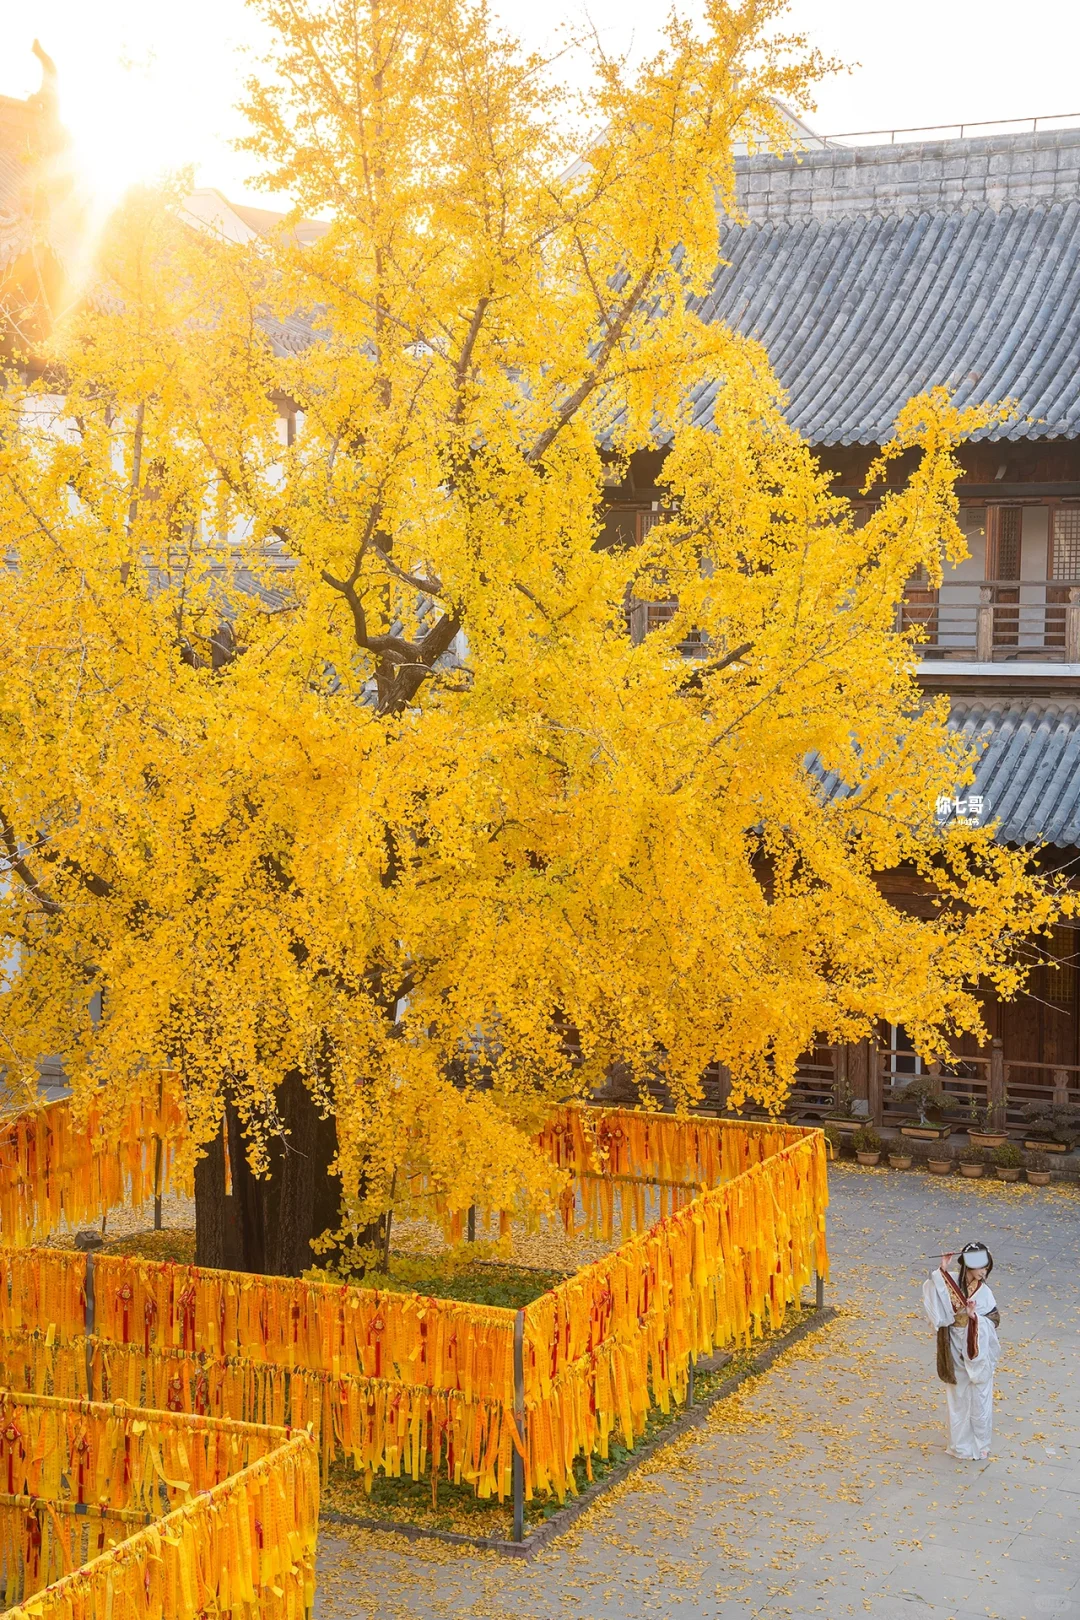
1021,1102,1080,1145
1025,1150,1050,1172
822,1123,843,1156
992,1140,1023,1168
958,1145,987,1166
893,1076,949,1122
852,1125,883,1154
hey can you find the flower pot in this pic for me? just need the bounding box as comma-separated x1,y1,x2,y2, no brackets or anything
927,1158,952,1175
1027,1169,1052,1185
823,1118,863,1136
995,1166,1022,1181
958,1162,984,1178
967,1131,1008,1150
856,1151,881,1167
888,1154,913,1170
1023,1138,1070,1154
901,1124,952,1141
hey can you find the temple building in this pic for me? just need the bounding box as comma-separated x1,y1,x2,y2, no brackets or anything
609,124,1080,1126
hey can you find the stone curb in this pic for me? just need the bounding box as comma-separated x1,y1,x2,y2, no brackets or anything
321,1302,838,1560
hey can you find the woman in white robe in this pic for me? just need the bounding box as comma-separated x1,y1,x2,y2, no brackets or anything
921,1241,1000,1460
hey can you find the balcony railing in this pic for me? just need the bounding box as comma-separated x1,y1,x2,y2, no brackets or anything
633,580,1080,664
627,598,709,657
901,579,1080,662
790,1042,1080,1134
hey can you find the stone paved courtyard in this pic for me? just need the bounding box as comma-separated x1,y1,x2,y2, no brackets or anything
315,1165,1080,1620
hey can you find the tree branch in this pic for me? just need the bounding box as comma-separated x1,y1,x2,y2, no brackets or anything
320,566,421,660
375,550,444,598
375,611,462,715
119,399,146,587
0,810,61,915
525,264,655,465
680,640,753,689
512,580,553,620
450,295,491,425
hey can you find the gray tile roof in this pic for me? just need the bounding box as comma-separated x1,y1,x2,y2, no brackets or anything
945,699,1080,848
690,200,1080,446
812,697,1080,847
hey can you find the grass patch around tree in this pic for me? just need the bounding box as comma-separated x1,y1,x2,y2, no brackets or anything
101,1227,197,1265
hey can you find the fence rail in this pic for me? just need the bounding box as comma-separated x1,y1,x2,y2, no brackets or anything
0,1103,829,1541
0,1391,317,1619
628,578,1080,665
792,1041,1080,1131
0,1084,188,1248
819,112,1080,146
900,578,1080,663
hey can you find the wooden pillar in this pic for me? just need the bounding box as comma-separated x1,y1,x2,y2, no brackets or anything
868,1042,884,1128
1066,589,1080,664
976,588,994,661
1053,1068,1070,1108
989,1037,1007,1129
846,1039,869,1110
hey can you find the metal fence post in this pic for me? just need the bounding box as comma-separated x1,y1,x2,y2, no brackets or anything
512,1308,525,1542
152,1075,165,1230
687,1353,695,1407
815,1270,825,1311
84,1252,96,1399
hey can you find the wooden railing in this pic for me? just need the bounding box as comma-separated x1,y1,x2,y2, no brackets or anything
626,579,1080,666
900,579,1080,663
791,1040,1080,1134
627,598,709,658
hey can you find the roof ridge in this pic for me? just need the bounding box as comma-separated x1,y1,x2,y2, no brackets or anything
730,196,1078,233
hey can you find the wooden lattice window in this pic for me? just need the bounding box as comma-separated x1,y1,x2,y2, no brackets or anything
1042,925,1077,1007
989,506,1022,580
1051,507,1080,581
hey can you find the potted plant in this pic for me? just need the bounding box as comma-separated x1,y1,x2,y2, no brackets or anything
958,1146,986,1178
1021,1101,1080,1155
887,1144,913,1169
991,1140,1023,1181
852,1125,883,1166
821,1123,843,1160
966,1099,1008,1150
823,1073,866,1136
1025,1150,1052,1186
895,1077,952,1140
926,1149,953,1176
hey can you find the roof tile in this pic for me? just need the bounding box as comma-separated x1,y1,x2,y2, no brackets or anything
690,202,1080,445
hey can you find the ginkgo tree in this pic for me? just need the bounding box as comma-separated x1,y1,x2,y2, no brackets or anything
0,0,1064,1274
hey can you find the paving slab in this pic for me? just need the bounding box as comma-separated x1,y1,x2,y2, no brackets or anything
315,1166,1080,1620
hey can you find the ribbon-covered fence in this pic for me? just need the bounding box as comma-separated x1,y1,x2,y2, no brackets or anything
0,1248,518,1504
0,1104,827,1538
0,1390,317,1618
523,1115,828,1502
0,1086,188,1248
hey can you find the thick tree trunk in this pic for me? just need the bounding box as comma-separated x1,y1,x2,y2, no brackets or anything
193,1075,341,1277
194,1127,227,1268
